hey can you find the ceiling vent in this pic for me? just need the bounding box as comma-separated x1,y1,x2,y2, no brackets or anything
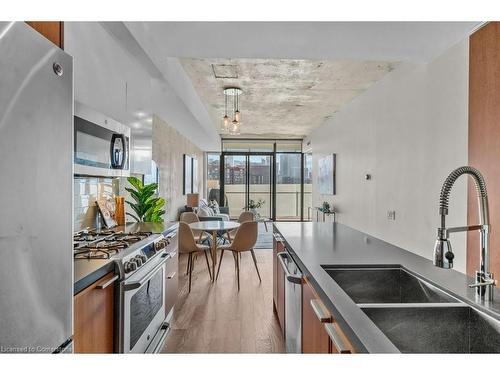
212,64,238,79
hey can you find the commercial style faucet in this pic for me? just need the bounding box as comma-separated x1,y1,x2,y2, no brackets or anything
434,166,496,301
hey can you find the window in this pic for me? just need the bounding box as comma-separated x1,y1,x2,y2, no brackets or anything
206,153,220,201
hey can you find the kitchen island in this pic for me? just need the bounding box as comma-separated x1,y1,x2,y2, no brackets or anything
273,222,500,353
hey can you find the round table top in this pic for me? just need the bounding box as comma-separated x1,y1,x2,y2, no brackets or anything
189,221,240,232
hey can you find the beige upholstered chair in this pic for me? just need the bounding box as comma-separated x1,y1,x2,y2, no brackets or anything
216,221,260,291
180,212,208,243
178,222,212,292
226,210,255,241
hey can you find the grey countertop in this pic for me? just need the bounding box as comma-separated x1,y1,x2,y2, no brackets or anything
273,222,500,353
74,222,178,295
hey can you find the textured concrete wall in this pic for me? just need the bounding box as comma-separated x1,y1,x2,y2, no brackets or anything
152,115,204,221
306,39,469,272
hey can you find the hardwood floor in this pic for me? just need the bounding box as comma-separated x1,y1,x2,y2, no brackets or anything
162,249,285,353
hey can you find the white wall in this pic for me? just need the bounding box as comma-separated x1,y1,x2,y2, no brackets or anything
306,39,469,272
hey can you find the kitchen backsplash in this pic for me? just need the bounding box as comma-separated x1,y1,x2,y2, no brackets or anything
74,176,119,231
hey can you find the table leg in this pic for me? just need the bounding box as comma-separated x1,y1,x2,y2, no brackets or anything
264,221,268,232
211,230,217,282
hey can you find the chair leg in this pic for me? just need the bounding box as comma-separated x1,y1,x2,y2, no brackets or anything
232,251,237,271
204,250,212,281
186,252,191,275
250,249,262,282
188,253,193,293
236,252,240,291
215,249,225,281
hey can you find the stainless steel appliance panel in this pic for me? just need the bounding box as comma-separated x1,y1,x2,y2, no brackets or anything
277,251,303,353
74,101,130,177
121,252,170,353
0,22,73,352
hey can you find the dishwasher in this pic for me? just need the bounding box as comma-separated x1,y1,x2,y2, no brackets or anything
277,250,303,353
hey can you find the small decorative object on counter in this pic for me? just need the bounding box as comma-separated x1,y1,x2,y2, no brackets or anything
125,176,166,223
115,195,125,226
321,201,330,213
96,199,117,228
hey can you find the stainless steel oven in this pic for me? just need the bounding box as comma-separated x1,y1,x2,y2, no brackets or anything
74,101,130,177
117,237,175,354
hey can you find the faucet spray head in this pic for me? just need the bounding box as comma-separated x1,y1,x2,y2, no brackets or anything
434,238,454,269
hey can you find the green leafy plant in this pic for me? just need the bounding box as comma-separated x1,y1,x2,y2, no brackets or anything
245,199,265,210
125,176,166,223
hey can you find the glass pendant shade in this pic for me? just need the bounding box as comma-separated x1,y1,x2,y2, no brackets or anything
234,110,241,123
229,120,240,135
223,115,230,130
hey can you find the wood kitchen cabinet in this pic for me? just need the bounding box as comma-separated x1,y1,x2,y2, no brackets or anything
74,272,116,353
25,22,64,48
273,233,286,336
302,278,354,354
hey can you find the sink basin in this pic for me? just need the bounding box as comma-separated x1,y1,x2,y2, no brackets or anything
323,266,458,303
361,305,500,353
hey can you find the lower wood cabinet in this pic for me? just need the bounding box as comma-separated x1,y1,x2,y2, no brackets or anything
302,279,354,354
302,279,331,353
74,272,116,353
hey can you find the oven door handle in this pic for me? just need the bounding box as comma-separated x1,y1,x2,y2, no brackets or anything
277,252,302,284
123,254,170,292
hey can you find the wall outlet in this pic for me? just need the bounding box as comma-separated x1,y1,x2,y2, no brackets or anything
387,210,396,221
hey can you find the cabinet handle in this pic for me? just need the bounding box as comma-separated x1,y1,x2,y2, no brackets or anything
96,275,118,289
324,323,351,354
166,271,177,280
310,299,331,323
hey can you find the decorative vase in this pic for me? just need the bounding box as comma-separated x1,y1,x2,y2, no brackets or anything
115,195,125,226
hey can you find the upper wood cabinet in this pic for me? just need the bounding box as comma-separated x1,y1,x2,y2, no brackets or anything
73,272,116,353
25,22,64,49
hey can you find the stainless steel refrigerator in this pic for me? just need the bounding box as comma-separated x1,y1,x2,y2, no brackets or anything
0,22,73,353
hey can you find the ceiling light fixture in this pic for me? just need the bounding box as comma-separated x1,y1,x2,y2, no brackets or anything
222,87,242,135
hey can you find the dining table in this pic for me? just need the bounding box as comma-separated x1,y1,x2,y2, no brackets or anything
189,220,240,281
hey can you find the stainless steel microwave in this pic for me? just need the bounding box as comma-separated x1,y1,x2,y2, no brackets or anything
74,102,130,177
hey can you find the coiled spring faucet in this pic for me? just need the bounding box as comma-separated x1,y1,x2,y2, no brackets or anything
434,166,496,301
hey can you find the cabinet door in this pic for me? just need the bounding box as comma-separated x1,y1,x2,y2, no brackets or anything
275,238,286,336
302,280,331,353
74,272,116,353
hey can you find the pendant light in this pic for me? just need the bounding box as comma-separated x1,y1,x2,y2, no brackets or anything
222,87,242,134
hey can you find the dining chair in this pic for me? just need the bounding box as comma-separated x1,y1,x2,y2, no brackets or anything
215,221,260,291
178,222,213,292
225,210,255,242
180,212,209,244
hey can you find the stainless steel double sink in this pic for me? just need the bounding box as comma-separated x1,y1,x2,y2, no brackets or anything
323,266,500,353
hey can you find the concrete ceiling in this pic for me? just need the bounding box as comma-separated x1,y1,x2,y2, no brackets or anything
181,58,397,138
124,22,479,143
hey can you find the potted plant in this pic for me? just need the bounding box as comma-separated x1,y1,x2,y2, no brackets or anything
321,201,331,213
125,176,166,223
245,199,265,217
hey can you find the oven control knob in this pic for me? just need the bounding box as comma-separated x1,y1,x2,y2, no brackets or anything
138,255,147,263
134,255,143,267
155,240,167,251
124,261,136,273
